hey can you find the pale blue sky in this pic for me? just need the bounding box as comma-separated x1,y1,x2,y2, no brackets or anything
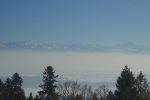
1,0,150,45
2,1,150,95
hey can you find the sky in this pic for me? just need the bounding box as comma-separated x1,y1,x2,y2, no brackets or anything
1,0,150,95
1,51,150,76
1,0,150,45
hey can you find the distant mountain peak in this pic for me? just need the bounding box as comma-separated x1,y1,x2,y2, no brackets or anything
0,41,150,53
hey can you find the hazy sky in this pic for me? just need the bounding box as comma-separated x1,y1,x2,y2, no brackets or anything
1,0,150,77
1,0,150,45
1,51,150,76
2,1,150,96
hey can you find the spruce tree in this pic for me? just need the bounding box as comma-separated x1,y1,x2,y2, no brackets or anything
136,71,150,100
34,95,40,100
0,73,25,100
28,92,34,100
39,66,58,99
114,65,138,100
0,78,3,86
92,92,98,100
0,78,4,99
4,78,13,100
11,73,25,100
107,91,115,100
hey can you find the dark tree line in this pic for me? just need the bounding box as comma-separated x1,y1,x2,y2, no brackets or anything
114,66,150,100
0,65,150,100
0,73,25,100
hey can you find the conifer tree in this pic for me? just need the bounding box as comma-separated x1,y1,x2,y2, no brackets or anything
4,78,13,100
92,92,98,100
28,92,34,100
39,66,58,99
107,91,115,100
0,78,4,99
136,71,150,100
11,73,25,100
0,73,25,100
34,95,40,100
114,65,139,100
0,78,3,86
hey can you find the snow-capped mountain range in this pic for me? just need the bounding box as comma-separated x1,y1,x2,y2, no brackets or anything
0,41,150,53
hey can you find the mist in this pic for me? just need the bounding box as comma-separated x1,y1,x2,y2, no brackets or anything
1,51,150,76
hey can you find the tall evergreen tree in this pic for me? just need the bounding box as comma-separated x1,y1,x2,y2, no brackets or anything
4,78,13,100
0,73,25,100
39,66,58,99
0,78,3,86
0,78,4,99
92,92,98,100
114,65,139,100
34,95,40,100
136,71,150,100
11,73,25,100
28,92,34,100
107,91,115,100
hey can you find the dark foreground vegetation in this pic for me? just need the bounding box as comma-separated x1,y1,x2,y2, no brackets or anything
0,65,150,100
